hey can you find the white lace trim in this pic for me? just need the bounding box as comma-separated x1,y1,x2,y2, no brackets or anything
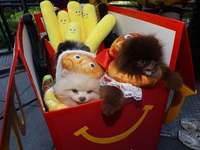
100,74,142,100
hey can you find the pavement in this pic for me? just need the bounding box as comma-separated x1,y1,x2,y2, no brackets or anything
1,51,199,150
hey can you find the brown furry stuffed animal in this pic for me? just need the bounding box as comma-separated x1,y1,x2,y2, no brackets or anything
100,34,183,115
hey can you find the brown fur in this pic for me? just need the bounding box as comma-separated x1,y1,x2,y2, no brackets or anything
100,86,124,115
101,35,183,115
115,35,183,90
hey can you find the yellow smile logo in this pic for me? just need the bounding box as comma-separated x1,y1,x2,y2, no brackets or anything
74,105,153,144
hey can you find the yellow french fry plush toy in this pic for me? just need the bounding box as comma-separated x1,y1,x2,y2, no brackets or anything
42,75,68,111
84,14,116,54
83,4,98,37
40,0,62,51
65,22,81,41
67,1,86,42
57,10,71,41
44,87,68,111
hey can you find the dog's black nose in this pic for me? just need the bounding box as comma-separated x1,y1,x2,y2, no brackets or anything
79,97,86,102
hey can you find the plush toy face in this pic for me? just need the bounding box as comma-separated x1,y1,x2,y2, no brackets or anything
68,26,79,34
59,19,67,25
109,33,142,58
65,22,81,41
75,10,81,17
62,52,104,79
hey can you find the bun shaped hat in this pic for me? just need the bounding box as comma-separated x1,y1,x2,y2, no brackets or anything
56,50,104,80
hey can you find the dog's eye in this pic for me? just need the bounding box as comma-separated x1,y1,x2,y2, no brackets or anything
138,60,146,65
87,90,93,94
88,62,95,68
124,34,132,39
74,55,81,59
72,89,78,93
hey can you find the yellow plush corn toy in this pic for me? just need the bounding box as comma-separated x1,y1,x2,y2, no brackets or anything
40,0,62,51
83,4,98,37
57,10,71,42
67,1,86,42
65,22,81,41
84,14,116,53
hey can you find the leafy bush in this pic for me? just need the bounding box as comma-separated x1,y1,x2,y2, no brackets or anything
0,6,41,50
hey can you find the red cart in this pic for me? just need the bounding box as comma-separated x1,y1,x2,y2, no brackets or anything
0,5,196,150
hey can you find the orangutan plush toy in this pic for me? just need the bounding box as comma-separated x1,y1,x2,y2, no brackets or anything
96,33,183,116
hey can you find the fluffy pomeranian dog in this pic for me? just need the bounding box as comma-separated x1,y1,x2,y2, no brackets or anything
54,69,100,106
101,35,183,115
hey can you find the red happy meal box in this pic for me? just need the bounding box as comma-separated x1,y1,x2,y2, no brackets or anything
15,5,194,150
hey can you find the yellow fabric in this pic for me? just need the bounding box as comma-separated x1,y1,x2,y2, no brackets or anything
44,87,68,111
89,0,109,21
57,10,71,41
40,0,62,51
65,22,81,41
83,4,98,37
84,14,116,53
67,1,86,42
40,1,114,54
66,1,116,54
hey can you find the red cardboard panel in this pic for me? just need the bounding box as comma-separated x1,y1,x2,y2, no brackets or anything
45,81,168,150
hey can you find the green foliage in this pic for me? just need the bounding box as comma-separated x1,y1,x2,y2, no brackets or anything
181,2,194,23
0,6,41,50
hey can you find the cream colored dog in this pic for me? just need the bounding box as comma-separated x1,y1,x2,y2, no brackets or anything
54,69,100,106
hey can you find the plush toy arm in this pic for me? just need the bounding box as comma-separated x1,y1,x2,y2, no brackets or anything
40,0,62,51
65,22,81,41
67,1,86,42
44,88,68,111
83,4,98,37
84,14,116,54
57,10,71,41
